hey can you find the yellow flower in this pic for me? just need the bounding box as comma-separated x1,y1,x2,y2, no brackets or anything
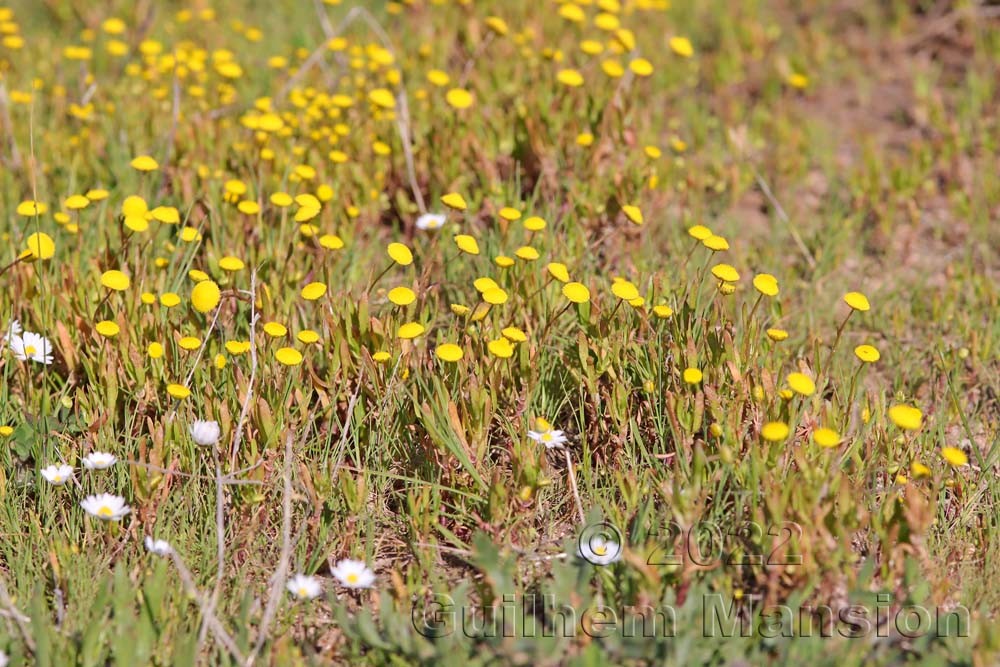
160,293,181,308
426,69,450,87
501,326,527,343
270,192,293,207
556,69,584,87
102,17,126,34
454,235,480,256
441,192,467,211
854,345,880,363
621,205,643,226
653,304,673,319
562,282,590,304
761,422,790,442
611,281,639,301
766,328,789,342
787,73,809,90
559,3,585,22
812,428,841,448
843,291,870,312
495,255,515,268
225,341,251,355
0,426,12,437
219,256,245,272
547,262,570,283
483,288,508,305
124,215,149,233
95,320,120,337
372,351,391,363
888,404,922,431
151,206,180,223
752,274,779,297
703,235,729,251
24,233,56,261
274,347,304,366
682,368,703,384
474,278,499,293
166,384,191,399
190,280,221,313
576,132,595,147
786,372,816,397
319,235,344,250
910,461,931,478
388,286,416,306
148,342,164,359
435,343,464,362
487,337,515,358
101,270,130,291
669,36,693,58
237,200,260,215
65,194,90,210
445,88,474,109
710,264,740,283
130,155,159,171
263,322,288,338
179,226,201,242
178,336,201,350
629,58,653,76
940,447,968,467
397,322,425,339
485,16,509,36
498,207,521,221
300,282,327,300
594,12,620,31
297,330,320,344
387,242,414,265
368,88,396,109
688,225,712,241
514,246,540,261
523,216,546,231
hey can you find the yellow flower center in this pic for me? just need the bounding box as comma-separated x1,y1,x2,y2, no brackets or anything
593,545,607,555
346,573,359,584
541,433,552,442
25,345,36,355
98,506,113,517
298,587,308,597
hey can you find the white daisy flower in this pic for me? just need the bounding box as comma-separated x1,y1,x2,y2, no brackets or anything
527,428,568,449
81,493,131,521
331,559,376,589
190,420,221,446
286,573,323,600
416,212,446,231
40,464,74,485
576,535,623,566
9,331,53,364
0,649,8,667
82,452,118,470
144,536,173,557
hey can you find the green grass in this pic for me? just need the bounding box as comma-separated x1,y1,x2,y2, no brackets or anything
0,0,998,664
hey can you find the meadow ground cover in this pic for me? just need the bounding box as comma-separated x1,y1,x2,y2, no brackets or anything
0,0,998,664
